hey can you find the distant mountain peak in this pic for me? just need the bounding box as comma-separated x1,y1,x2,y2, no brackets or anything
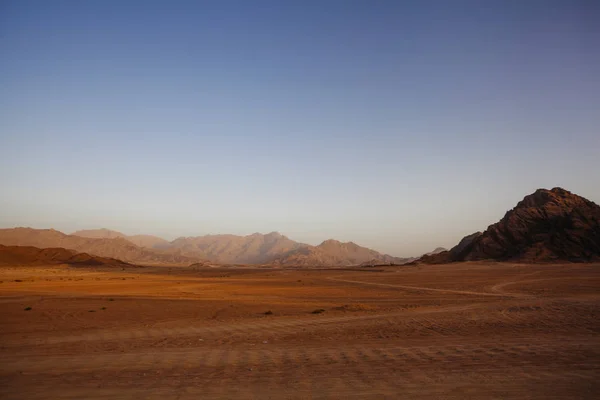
424,247,447,256
319,239,341,246
72,228,126,239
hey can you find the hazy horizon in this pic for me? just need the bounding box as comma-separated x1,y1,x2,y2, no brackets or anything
2,184,598,258
1,1,599,257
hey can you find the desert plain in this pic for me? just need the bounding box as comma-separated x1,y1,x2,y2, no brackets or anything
0,262,599,399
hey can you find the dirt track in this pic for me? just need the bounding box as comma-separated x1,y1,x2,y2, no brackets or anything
0,262,599,399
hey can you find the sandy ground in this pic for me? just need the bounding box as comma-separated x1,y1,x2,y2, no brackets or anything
0,262,599,399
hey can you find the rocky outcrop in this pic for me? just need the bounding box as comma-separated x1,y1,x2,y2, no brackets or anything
417,232,481,264
450,232,483,259
418,188,600,264
465,188,600,261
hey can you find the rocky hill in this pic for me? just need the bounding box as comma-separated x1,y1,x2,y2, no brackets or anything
273,239,410,267
0,244,129,266
418,188,600,263
0,228,203,266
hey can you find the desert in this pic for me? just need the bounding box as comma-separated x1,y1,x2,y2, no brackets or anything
1,187,600,399
1,260,599,399
2,1,599,398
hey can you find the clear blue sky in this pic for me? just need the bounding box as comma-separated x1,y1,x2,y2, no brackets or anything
1,0,598,257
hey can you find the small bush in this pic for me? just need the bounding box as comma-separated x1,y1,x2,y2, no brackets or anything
264,310,273,315
101,307,107,310
311,309,325,314
14,279,23,282
88,310,96,312
108,298,114,301
24,307,32,311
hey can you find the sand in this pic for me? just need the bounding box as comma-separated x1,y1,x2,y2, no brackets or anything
0,262,599,399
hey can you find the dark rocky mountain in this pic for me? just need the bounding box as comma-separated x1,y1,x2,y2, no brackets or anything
418,188,600,263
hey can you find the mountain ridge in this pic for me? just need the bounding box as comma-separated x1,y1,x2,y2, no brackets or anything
1,228,407,266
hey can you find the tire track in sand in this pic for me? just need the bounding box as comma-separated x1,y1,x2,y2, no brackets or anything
1,339,597,380
327,276,531,298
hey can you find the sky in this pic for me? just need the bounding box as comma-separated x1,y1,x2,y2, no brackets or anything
0,0,599,257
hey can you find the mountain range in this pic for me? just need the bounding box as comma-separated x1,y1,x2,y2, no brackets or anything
0,228,409,267
3,187,598,267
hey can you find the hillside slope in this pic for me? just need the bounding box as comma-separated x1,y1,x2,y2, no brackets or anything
0,244,129,266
